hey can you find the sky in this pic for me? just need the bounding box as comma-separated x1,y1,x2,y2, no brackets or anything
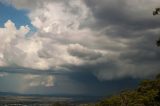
0,0,160,96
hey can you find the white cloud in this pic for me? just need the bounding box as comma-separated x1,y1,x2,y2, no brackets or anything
45,76,54,87
0,20,30,66
24,74,55,87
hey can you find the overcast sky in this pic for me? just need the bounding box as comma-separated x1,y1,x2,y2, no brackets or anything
0,0,160,96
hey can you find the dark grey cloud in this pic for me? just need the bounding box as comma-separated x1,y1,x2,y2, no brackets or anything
67,70,140,96
83,0,160,75
0,67,68,75
84,0,160,31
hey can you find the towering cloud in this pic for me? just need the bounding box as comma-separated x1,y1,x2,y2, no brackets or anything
0,0,160,83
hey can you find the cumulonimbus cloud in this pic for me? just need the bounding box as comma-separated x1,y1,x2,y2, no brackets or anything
0,0,160,82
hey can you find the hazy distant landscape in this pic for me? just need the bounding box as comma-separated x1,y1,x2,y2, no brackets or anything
0,94,102,106
0,96,72,106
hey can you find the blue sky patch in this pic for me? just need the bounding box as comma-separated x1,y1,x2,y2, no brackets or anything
0,3,34,30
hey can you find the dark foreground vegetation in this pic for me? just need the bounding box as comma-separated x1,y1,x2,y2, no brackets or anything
86,74,160,106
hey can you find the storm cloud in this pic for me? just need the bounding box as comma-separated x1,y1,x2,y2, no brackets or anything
0,0,160,95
